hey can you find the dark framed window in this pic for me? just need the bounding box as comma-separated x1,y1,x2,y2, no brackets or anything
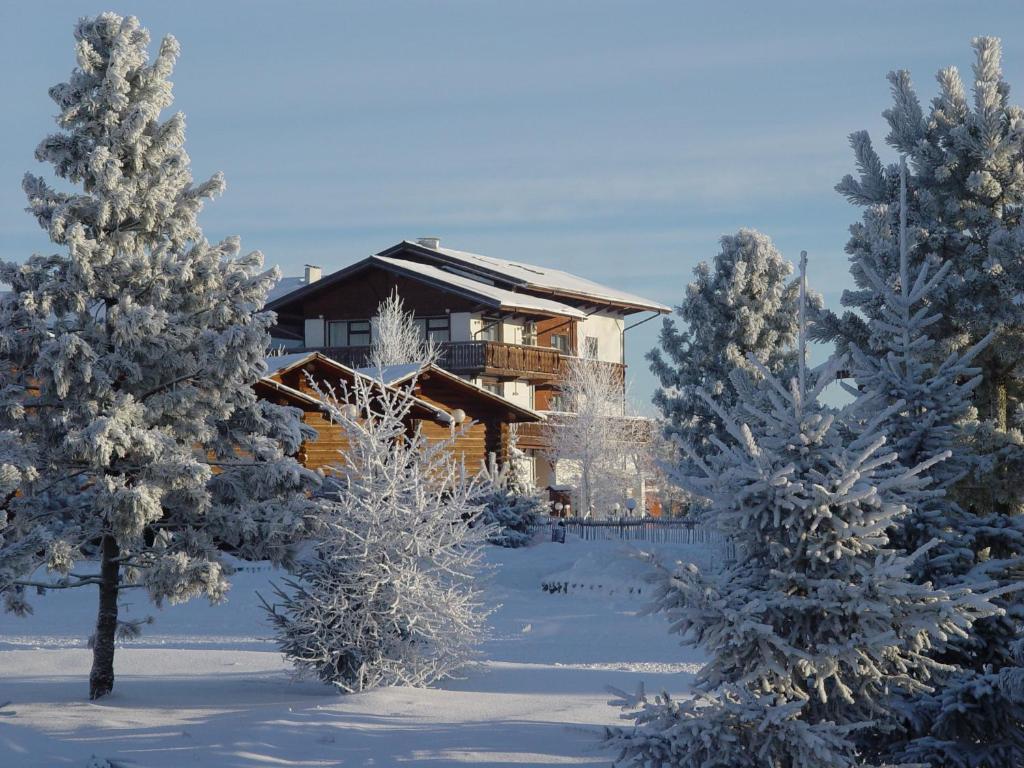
327,319,370,347
414,316,451,343
481,380,502,395
550,333,570,354
479,316,502,342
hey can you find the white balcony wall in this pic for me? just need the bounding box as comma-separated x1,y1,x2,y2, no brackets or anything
450,312,472,342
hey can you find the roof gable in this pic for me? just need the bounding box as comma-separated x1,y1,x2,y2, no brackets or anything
356,362,543,423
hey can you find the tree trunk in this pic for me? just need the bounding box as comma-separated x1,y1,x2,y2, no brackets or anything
89,534,120,700
995,380,1008,432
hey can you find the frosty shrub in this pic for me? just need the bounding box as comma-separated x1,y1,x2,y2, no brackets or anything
262,373,492,692
475,438,546,548
0,13,319,700
603,256,1001,768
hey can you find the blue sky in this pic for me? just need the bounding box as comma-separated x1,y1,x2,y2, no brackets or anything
3,1,1023,410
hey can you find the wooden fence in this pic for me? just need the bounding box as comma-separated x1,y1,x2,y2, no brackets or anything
535,517,735,557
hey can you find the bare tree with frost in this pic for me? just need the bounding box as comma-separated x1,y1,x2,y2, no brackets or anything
367,287,441,370
0,14,320,700
544,356,643,517
262,373,491,692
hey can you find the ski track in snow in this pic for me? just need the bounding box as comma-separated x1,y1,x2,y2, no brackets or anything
0,537,706,767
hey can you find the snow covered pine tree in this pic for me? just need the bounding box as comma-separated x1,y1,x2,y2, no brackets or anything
649,229,808,467
0,14,319,699
262,373,492,692
475,429,547,547
815,39,1024,766
605,254,1000,767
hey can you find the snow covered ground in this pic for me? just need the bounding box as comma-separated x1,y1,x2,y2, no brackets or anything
0,536,705,767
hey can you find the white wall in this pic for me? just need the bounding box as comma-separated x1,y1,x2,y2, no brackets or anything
578,312,624,364
450,312,472,342
502,318,525,345
503,380,534,409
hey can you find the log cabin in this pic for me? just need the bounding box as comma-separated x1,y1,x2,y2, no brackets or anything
255,352,542,473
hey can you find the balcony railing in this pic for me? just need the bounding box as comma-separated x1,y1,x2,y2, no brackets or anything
302,340,563,380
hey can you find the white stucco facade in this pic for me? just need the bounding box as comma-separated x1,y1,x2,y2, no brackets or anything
577,312,624,364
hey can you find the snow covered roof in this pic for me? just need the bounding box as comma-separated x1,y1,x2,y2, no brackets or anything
355,363,424,384
371,255,587,318
262,352,451,423
264,352,321,377
265,276,308,304
356,362,545,423
384,240,671,314
255,376,324,408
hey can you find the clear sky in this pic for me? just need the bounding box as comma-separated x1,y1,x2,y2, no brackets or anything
3,1,1023,410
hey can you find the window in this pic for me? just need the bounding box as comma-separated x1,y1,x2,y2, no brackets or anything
481,380,502,396
584,336,599,359
549,392,569,412
550,333,570,354
327,319,370,347
479,316,502,342
425,317,450,343
522,321,538,346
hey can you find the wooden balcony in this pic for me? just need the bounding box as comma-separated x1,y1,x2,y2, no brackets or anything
303,340,563,381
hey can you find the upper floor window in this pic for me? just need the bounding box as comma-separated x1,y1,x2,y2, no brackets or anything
522,321,538,346
479,316,502,342
414,316,451,343
584,336,599,359
550,333,570,354
481,380,502,396
328,319,371,347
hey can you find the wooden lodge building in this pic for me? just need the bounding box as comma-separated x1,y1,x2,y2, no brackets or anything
261,238,669,494
255,352,541,472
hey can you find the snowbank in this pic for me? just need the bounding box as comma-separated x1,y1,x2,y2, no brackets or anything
0,539,708,767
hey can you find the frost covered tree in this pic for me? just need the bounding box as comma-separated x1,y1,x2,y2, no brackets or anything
604,256,1000,768
544,356,641,517
0,14,319,700
849,160,997,584
649,229,806,457
815,37,1024,513
474,435,546,547
367,288,440,370
262,373,491,692
815,40,1024,764
846,164,1024,767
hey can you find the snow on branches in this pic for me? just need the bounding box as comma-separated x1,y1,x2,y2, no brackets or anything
367,288,441,371
263,372,492,692
0,13,320,699
606,257,1002,768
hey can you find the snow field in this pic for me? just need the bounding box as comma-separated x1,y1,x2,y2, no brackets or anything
0,537,705,767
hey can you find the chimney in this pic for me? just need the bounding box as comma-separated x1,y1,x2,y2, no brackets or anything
304,264,322,284
416,236,441,250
